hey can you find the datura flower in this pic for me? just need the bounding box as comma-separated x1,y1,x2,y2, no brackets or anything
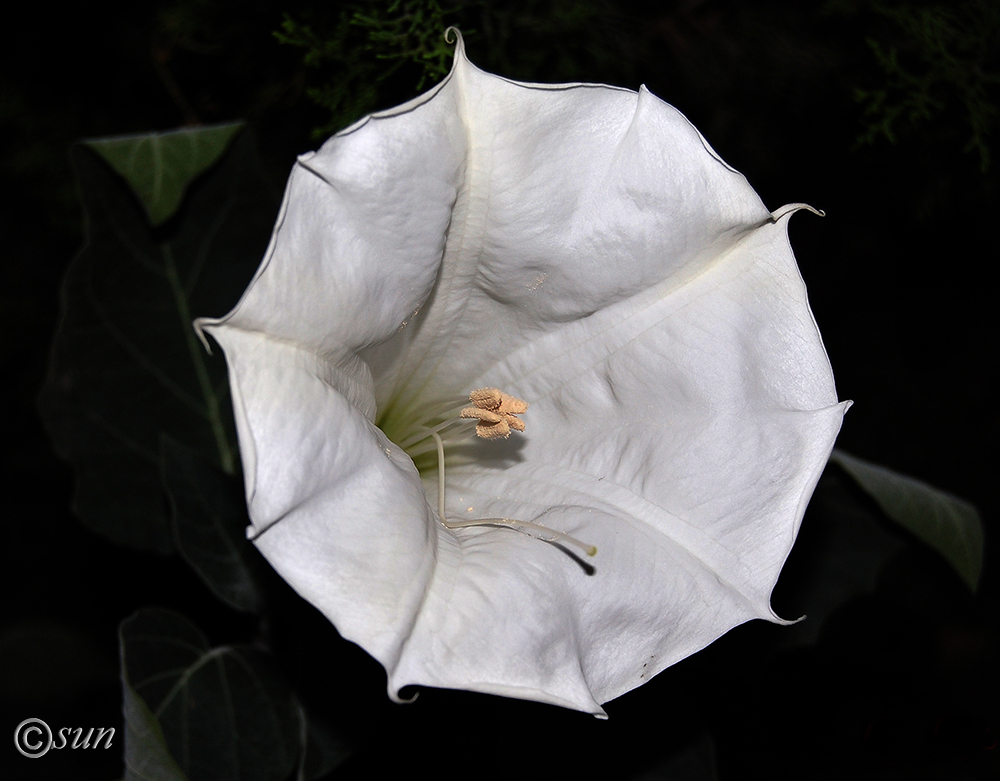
196,31,848,717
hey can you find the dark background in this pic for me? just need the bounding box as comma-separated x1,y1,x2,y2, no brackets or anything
2,1,997,779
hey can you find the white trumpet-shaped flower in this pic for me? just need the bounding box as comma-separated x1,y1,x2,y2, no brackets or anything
197,32,848,717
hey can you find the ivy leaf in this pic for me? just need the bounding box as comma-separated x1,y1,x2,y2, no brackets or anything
39,130,276,552
829,449,984,591
85,123,243,226
119,609,298,781
161,436,267,613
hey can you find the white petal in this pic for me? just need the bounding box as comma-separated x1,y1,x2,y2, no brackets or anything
199,36,848,715
364,49,772,411
205,327,437,670
201,61,468,372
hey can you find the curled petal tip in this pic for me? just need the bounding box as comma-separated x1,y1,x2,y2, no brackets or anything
444,26,464,51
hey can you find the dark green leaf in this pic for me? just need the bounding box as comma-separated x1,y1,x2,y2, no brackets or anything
39,131,276,552
830,449,984,591
122,677,188,781
161,436,266,613
119,609,298,781
85,123,243,226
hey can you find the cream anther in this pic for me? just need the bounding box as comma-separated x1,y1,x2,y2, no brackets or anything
460,388,528,439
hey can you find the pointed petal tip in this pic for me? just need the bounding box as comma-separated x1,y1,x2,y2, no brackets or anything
768,611,806,627
192,317,215,354
772,203,825,221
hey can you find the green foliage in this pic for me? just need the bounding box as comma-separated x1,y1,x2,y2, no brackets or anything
162,436,271,613
120,609,300,781
352,0,458,88
275,0,462,138
85,123,242,226
38,127,275,551
122,675,188,781
830,449,984,591
120,609,351,781
832,0,1000,170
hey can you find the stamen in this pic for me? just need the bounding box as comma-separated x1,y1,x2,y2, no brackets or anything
395,388,597,558
430,388,597,556
397,416,475,451
406,394,470,423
